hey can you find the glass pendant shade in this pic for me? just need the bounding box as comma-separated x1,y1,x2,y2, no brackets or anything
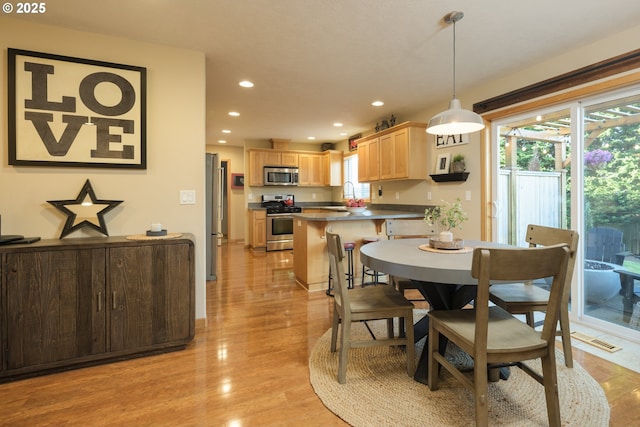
426,98,485,135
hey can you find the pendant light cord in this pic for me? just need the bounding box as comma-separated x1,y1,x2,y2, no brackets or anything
452,19,456,100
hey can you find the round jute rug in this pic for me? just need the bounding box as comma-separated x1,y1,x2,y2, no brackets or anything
309,319,610,426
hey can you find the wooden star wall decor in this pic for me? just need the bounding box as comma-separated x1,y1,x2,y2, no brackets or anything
48,179,123,239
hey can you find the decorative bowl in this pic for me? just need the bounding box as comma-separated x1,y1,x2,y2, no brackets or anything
429,238,464,250
346,207,367,214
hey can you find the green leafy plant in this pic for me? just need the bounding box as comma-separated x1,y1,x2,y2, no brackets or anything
452,154,465,163
424,198,468,231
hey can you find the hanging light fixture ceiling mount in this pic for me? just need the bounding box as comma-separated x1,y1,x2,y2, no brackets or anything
426,11,485,136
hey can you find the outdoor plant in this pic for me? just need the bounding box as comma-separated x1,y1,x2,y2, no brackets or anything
424,198,468,231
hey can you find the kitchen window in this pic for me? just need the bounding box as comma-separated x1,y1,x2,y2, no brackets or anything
343,154,370,200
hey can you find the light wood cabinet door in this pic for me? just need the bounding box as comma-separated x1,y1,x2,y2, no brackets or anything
299,154,323,186
380,128,409,180
249,150,264,186
323,150,343,186
250,210,267,249
109,244,192,352
358,138,380,182
5,249,106,370
281,152,299,167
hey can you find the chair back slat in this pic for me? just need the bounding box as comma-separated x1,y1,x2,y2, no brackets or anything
385,219,437,239
472,244,571,343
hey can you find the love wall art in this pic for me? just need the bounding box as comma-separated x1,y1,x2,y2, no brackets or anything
8,48,147,169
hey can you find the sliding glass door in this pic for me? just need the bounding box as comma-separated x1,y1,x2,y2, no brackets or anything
491,87,640,340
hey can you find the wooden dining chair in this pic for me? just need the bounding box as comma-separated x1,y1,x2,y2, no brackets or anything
488,224,579,367
427,244,570,427
326,231,415,384
385,219,437,337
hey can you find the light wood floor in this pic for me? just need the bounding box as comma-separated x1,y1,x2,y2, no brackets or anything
1,242,638,426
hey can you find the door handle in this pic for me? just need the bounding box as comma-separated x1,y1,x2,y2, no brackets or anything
112,291,117,310
97,291,103,312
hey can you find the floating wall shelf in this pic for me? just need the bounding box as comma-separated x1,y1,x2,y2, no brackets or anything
429,172,470,182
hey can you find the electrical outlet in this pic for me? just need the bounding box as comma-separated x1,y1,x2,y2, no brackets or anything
395,192,400,200
465,190,471,201
312,193,316,199
427,191,432,200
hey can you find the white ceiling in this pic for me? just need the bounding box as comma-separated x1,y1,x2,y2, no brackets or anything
14,0,640,146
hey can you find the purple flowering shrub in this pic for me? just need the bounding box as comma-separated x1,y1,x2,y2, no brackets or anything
584,149,613,170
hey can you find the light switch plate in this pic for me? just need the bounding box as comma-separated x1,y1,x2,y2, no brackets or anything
180,190,196,205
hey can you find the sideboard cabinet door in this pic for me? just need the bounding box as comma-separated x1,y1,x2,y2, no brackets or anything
5,249,106,370
109,243,192,352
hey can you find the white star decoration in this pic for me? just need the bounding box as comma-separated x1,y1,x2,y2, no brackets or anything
48,179,123,238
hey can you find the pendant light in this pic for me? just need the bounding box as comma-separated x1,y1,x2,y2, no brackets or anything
426,11,485,135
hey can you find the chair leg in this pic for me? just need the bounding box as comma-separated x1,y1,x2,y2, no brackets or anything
405,310,415,376
525,311,535,327
474,358,489,427
558,309,573,368
427,323,439,390
337,320,351,384
330,308,340,352
541,350,562,427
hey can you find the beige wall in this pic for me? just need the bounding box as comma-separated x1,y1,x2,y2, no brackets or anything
0,17,208,318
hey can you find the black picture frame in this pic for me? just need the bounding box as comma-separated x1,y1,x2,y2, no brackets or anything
8,48,147,169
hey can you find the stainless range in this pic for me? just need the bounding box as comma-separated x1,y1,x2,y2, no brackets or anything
262,195,302,251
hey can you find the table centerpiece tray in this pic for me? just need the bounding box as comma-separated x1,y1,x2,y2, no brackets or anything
419,238,473,254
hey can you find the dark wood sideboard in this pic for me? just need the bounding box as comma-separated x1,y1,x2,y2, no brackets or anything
0,234,195,383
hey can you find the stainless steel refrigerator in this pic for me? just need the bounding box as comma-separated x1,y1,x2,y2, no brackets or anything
205,153,222,280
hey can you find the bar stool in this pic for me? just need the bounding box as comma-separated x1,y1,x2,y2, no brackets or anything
327,240,355,296
361,237,386,286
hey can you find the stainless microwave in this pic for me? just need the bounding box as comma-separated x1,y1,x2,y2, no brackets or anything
264,166,299,186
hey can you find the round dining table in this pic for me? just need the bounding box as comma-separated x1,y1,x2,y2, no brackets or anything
359,237,509,383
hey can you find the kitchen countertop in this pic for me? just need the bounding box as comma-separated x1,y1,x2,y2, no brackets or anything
291,209,423,221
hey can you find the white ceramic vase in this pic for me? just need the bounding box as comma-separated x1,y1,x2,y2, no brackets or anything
439,230,453,242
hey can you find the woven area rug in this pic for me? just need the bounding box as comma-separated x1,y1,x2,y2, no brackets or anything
309,318,610,426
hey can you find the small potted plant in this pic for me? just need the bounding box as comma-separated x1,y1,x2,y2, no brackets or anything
424,198,468,242
451,154,466,173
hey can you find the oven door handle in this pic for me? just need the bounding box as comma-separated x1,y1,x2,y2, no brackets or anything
266,213,297,217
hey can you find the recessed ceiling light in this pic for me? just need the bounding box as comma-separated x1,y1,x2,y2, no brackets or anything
218,140,227,144
333,122,343,127
339,132,347,136
239,80,254,88
222,129,231,133
307,136,315,140
372,100,384,107
228,111,240,117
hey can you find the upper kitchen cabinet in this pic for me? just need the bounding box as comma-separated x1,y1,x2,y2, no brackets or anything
298,153,323,186
357,122,428,182
357,137,380,182
248,148,341,187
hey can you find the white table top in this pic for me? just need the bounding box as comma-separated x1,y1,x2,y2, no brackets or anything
359,238,507,286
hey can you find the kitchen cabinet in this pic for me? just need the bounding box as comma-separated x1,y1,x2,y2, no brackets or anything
248,150,300,186
298,153,323,186
358,122,428,182
357,137,380,182
0,236,195,382
250,209,267,250
247,148,342,187
323,150,343,186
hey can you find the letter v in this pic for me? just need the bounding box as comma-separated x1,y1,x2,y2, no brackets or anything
24,112,87,156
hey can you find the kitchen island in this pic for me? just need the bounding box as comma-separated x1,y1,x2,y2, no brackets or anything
292,209,423,291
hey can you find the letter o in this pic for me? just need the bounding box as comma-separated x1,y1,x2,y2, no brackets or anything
79,72,136,116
